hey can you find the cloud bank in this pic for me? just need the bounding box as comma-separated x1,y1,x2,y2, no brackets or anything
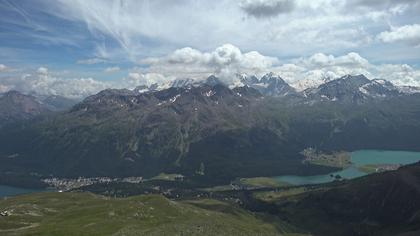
239,0,295,18
139,44,420,89
377,24,420,46
2,44,420,97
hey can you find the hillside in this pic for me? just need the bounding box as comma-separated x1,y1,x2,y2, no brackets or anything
268,162,420,236
0,192,294,236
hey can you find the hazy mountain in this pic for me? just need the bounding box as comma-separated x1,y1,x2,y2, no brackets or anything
0,90,50,126
239,72,298,97
303,74,404,103
42,95,80,111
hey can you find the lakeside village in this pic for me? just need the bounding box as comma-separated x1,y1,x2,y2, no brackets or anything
42,176,145,191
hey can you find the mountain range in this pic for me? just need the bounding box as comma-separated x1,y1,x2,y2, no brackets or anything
1,73,420,186
131,73,419,101
0,91,79,127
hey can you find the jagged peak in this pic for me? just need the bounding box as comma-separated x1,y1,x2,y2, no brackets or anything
205,75,225,86
3,90,26,97
340,74,370,83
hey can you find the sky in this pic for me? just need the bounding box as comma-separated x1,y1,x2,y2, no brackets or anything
1,0,420,98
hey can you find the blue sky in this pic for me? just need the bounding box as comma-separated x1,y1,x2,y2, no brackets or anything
1,0,420,97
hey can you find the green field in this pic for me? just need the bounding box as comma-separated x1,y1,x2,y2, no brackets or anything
0,192,286,236
253,187,314,202
302,149,351,169
358,164,379,174
239,177,290,188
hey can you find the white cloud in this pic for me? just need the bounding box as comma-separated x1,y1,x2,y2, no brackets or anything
271,52,374,90
239,0,295,18
76,58,106,65
37,67,49,75
0,67,171,98
40,0,420,63
0,64,9,72
123,72,169,88
0,84,12,93
347,0,419,11
299,52,370,69
141,44,278,84
377,24,420,46
273,52,420,90
0,67,111,98
139,44,420,89
104,66,120,73
2,44,420,97
375,64,420,87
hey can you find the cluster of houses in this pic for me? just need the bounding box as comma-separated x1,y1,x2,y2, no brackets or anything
42,176,144,191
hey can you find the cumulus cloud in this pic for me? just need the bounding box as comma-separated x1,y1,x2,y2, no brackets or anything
0,73,110,99
139,44,420,90
0,64,9,72
104,66,120,73
377,24,420,46
375,64,420,87
270,52,373,90
347,0,419,10
140,44,278,84
271,52,420,90
0,84,12,93
123,72,169,88
2,44,420,97
239,0,295,18
0,67,170,98
37,67,49,75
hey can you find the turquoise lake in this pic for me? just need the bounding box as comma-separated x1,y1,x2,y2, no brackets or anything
275,150,420,186
0,185,43,198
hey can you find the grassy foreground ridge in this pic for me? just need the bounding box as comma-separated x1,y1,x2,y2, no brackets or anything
0,192,300,236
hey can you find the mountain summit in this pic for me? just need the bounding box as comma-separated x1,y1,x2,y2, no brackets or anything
239,72,297,97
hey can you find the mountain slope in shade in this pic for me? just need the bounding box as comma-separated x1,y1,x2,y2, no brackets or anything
0,90,49,126
275,162,420,236
1,75,420,186
0,84,299,181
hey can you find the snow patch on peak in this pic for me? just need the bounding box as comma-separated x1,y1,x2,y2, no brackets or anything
169,94,181,103
204,90,216,97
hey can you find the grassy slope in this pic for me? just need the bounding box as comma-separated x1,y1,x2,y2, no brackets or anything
0,192,283,236
239,177,290,188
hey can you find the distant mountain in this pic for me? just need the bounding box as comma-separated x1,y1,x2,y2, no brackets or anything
303,74,403,103
1,75,420,186
290,76,333,92
0,90,50,126
170,78,196,88
239,72,298,97
122,74,419,104
42,95,80,111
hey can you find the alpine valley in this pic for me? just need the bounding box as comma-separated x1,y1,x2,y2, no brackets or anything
2,73,420,236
